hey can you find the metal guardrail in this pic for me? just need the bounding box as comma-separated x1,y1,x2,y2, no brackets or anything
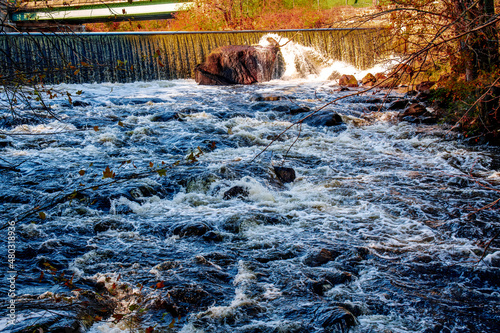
9,1,193,23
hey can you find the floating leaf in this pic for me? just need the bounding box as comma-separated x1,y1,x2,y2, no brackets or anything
169,318,175,328
39,212,46,220
129,304,139,311
149,161,154,168
157,169,167,177
93,126,99,132
74,69,80,76
145,327,154,333
102,166,115,179
227,127,233,135
76,90,83,95
118,121,124,127
43,262,57,272
187,152,197,163
158,60,165,67
78,170,85,176
155,281,165,289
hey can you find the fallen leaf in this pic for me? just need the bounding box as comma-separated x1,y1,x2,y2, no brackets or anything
112,313,125,322
102,166,115,179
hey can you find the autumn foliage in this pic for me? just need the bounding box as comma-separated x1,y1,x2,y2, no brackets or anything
85,0,372,32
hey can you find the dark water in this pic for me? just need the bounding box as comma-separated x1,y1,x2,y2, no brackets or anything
1,36,500,333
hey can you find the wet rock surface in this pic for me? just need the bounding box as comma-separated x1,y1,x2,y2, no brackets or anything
195,40,281,85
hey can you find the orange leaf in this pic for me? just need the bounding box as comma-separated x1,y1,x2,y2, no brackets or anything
145,327,154,333
112,313,124,322
156,281,165,289
149,161,154,168
78,170,85,176
38,212,46,220
93,126,99,132
102,166,115,179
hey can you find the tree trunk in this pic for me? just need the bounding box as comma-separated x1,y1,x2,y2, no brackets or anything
453,0,499,81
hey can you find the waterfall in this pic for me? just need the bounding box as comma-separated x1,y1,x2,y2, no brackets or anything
0,29,389,84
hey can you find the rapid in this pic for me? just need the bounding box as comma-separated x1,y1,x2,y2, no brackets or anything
1,34,499,333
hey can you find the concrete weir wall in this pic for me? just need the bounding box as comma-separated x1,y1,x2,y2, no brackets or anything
0,29,389,84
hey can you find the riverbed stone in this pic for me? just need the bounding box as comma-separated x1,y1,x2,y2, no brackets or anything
304,248,340,267
273,166,296,183
362,73,377,86
171,221,212,237
339,74,358,87
94,219,134,233
251,94,283,101
399,103,428,117
223,185,249,200
316,305,358,331
388,99,410,110
300,111,344,128
289,106,311,115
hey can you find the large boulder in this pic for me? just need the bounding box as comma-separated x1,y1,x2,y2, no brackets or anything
361,73,377,86
194,39,280,85
338,74,358,87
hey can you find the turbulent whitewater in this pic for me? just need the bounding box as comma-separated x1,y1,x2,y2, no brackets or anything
1,35,499,333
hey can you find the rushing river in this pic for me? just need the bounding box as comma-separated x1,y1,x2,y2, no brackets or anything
1,36,500,333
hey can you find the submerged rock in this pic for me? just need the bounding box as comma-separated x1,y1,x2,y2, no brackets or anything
171,222,212,237
273,166,296,183
300,111,345,129
388,99,410,110
223,186,249,200
304,248,340,267
316,306,358,331
399,103,438,124
399,103,428,117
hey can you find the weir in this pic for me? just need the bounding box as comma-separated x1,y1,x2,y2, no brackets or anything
0,29,389,84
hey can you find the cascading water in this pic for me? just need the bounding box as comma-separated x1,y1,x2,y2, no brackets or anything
1,31,499,333
0,29,387,84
